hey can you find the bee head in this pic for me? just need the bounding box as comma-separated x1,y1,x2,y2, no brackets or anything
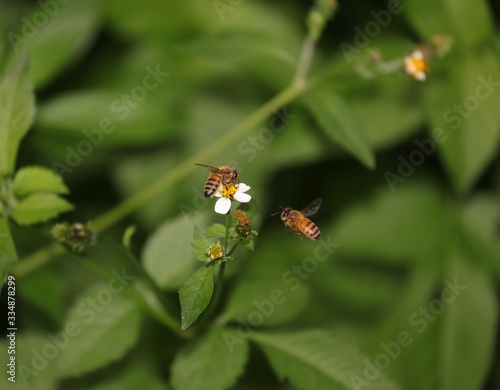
280,207,291,221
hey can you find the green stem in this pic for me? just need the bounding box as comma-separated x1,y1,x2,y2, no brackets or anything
294,37,316,85
227,240,242,257
223,212,231,252
213,261,226,307
14,31,320,279
80,256,182,336
13,242,64,277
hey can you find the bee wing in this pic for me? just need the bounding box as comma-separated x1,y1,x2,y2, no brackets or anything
300,198,322,218
195,163,218,172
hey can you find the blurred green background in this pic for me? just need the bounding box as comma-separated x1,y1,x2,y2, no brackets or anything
1,0,499,389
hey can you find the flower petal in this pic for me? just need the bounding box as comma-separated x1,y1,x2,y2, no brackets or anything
233,192,251,203
237,183,251,192
415,72,426,81
213,184,224,198
214,197,232,214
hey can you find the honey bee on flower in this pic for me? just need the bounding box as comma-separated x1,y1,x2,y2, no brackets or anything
196,164,238,198
404,49,429,81
195,163,251,214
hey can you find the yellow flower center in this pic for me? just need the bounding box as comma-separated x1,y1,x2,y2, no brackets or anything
411,57,429,72
404,51,430,80
219,183,238,199
208,244,224,261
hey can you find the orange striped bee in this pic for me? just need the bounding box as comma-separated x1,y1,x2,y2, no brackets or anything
278,199,322,241
196,164,238,198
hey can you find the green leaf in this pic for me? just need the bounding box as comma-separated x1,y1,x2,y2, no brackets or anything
10,193,73,225
113,152,182,227
331,183,445,263
143,214,207,290
345,261,441,390
192,224,210,261
182,30,295,88
179,266,214,329
37,87,174,147
460,194,500,278
193,225,206,242
187,30,296,68
10,0,100,88
0,15,5,65
438,246,498,390
303,91,375,168
242,237,254,251
0,53,35,177
404,0,494,47
219,278,310,327
0,217,17,287
0,333,57,390
57,283,142,377
251,329,398,390
90,364,167,390
19,265,65,321
103,0,214,42
205,223,226,238
315,262,404,314
13,166,69,197
462,194,500,240
171,327,249,390
426,50,500,192
342,41,424,150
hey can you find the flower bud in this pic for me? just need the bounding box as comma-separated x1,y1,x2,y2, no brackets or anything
235,210,251,238
51,222,94,253
307,0,338,41
207,244,224,261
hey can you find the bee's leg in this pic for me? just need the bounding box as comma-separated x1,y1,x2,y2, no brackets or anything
294,226,302,241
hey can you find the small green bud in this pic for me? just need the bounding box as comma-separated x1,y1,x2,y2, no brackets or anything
51,222,95,253
307,0,338,41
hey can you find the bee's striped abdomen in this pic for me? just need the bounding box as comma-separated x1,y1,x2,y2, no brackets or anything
203,175,221,198
301,218,320,240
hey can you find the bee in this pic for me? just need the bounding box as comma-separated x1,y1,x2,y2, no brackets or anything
277,198,322,241
196,164,238,198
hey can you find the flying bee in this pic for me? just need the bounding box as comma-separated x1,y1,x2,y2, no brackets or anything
196,164,239,198
275,198,322,241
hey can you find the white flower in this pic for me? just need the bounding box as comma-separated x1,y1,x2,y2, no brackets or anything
213,183,251,214
404,49,429,81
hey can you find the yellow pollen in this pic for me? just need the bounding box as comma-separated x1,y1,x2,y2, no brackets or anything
208,244,224,261
411,57,429,72
219,184,238,199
